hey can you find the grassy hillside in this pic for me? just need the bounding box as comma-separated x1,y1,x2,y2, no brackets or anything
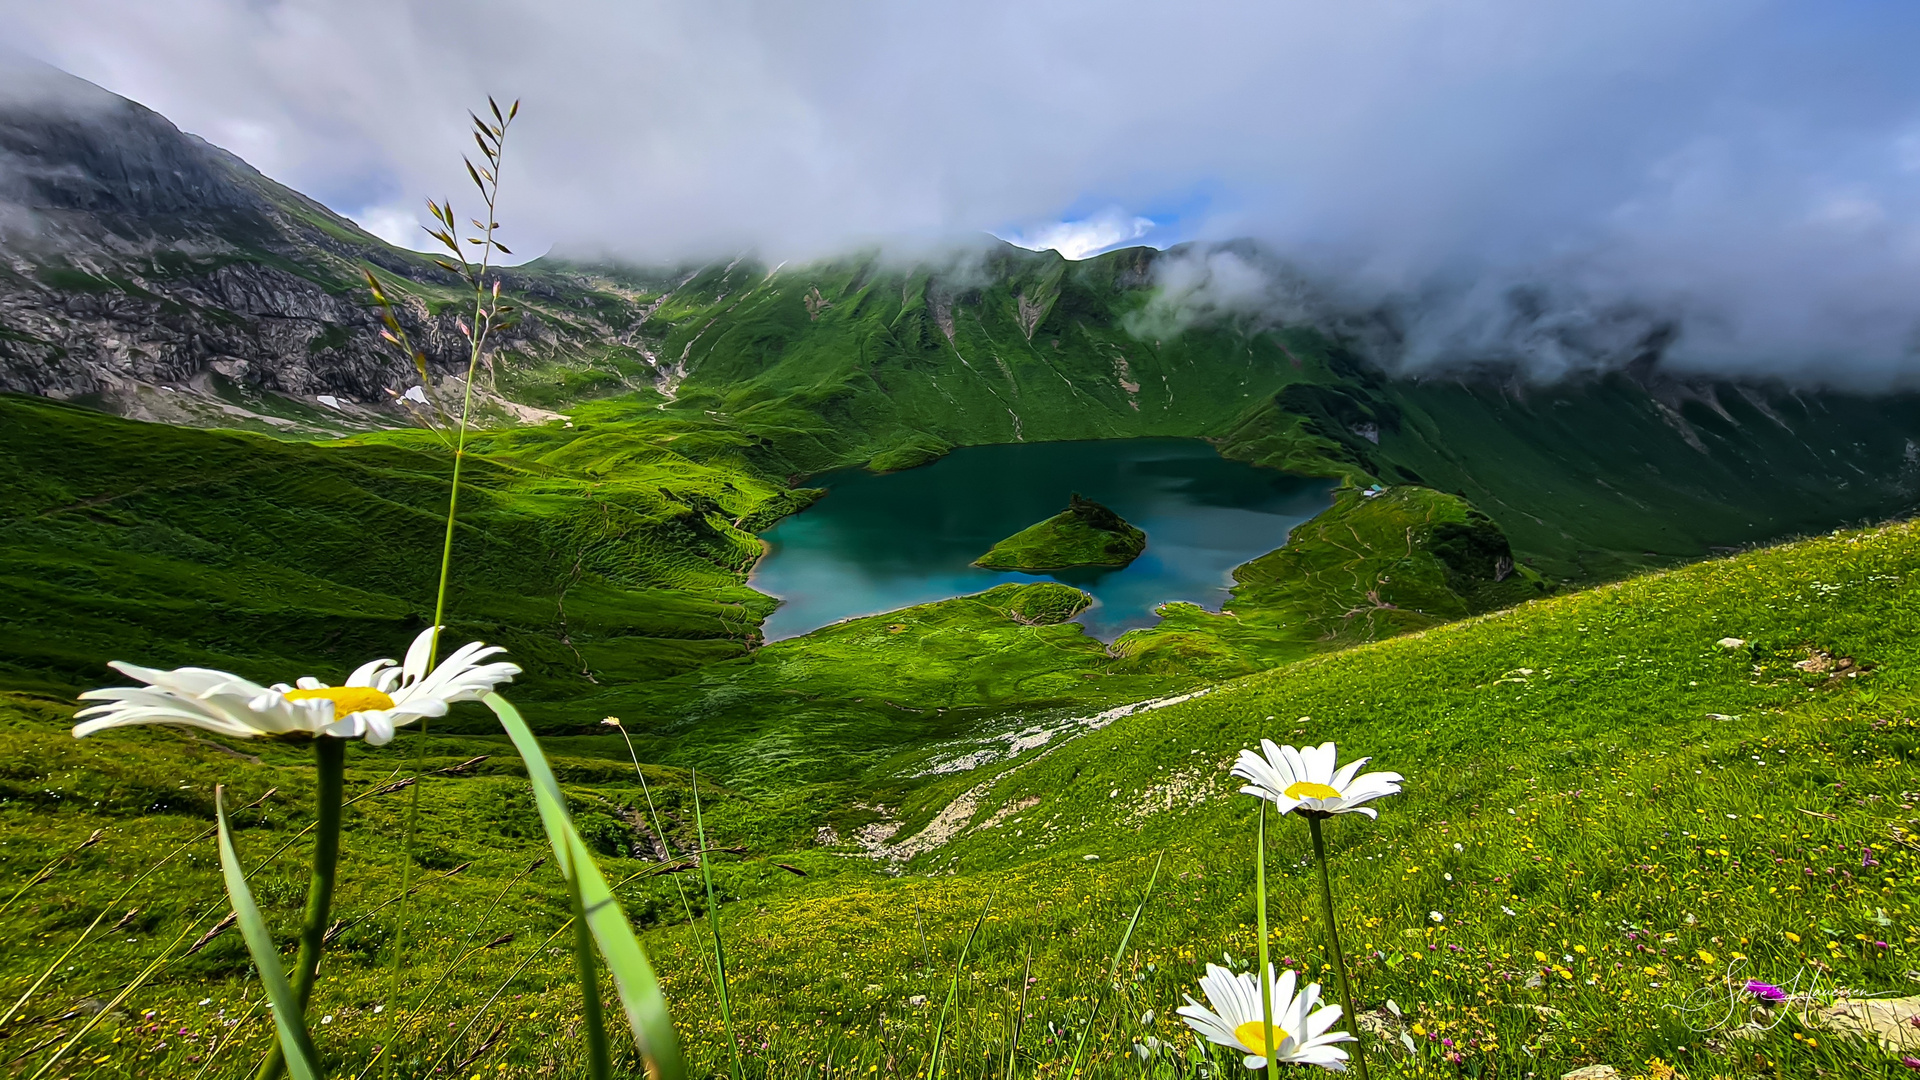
2,515,1915,1077
1112,485,1550,679
0,393,787,703
1218,365,1920,580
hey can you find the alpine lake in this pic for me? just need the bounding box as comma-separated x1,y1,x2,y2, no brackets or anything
751,438,1338,640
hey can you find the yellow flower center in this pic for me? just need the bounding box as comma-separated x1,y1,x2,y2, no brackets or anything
283,687,395,715
1284,781,1342,800
1234,1020,1290,1056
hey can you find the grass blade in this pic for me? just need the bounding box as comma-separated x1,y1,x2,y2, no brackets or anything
1004,938,1034,1080
215,785,322,1080
484,693,684,1080
926,893,993,1080
1069,852,1164,1078
691,769,745,1080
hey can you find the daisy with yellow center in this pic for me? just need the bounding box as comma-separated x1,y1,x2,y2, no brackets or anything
1232,740,1402,818
1177,963,1353,1072
74,626,520,746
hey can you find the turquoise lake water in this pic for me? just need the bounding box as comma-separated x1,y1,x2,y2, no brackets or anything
751,439,1337,641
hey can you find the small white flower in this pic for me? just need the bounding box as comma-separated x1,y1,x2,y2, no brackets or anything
1429,910,1444,923
1176,963,1353,1072
75,627,519,747
1231,740,1402,818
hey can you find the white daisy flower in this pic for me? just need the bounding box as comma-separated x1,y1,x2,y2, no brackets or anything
1177,963,1353,1071
1231,740,1402,818
74,627,519,747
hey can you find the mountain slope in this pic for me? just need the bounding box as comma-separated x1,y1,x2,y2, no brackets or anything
0,59,652,432
2,511,1913,1077
6,63,1919,588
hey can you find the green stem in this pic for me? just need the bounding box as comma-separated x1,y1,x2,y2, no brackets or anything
569,876,613,1080
1307,815,1369,1080
1257,802,1275,1078
255,738,346,1080
692,771,744,1080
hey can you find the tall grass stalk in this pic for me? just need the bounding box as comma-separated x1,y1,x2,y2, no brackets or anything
1068,853,1164,1078
347,857,545,1078
365,97,519,1075
691,769,744,1080
1003,939,1034,1080
0,788,277,1030
925,894,993,1080
26,915,206,1080
1306,816,1368,1080
608,720,708,961
0,828,99,917
421,916,577,1078
1255,804,1276,1079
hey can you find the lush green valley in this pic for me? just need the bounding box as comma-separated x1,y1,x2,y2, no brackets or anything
5,512,1917,1077
8,73,1920,1076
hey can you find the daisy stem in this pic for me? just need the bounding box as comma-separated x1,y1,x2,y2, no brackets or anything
1307,815,1369,1080
255,737,345,1080
1256,802,1275,1078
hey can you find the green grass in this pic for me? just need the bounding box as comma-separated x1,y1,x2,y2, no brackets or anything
3,514,1918,1077
0,394,785,705
1112,485,1550,679
974,497,1146,572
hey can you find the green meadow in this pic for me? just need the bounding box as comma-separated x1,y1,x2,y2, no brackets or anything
3,379,1919,1075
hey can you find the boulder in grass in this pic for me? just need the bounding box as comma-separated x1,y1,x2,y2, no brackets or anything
1809,993,1920,1055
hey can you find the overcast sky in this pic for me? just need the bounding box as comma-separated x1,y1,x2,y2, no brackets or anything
8,0,1920,382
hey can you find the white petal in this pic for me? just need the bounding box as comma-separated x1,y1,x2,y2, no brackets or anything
345,657,395,687
401,626,439,686
1304,742,1339,784
1330,756,1369,791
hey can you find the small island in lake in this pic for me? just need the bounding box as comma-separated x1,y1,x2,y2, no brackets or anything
974,494,1147,570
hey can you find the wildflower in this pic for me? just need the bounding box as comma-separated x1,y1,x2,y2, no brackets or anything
1176,964,1353,1071
602,716,623,726
1232,740,1402,818
1429,911,1445,923
74,627,519,746
1744,980,1787,1003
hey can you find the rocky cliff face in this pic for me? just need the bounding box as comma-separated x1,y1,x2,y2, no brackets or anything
0,59,632,430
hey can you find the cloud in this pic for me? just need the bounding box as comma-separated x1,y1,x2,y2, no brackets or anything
1001,208,1154,261
8,0,1920,382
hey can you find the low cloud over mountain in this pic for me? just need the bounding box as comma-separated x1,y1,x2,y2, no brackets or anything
9,1,1920,383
